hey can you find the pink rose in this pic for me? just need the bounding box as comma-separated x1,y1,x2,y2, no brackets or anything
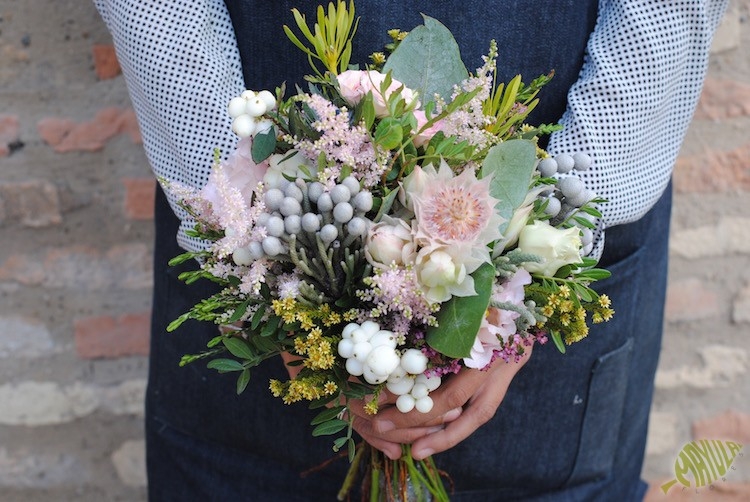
337,70,418,118
412,110,444,148
365,217,416,268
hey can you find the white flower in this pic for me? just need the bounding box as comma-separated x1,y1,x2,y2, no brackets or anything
416,248,475,303
263,150,316,189
517,221,582,276
365,217,416,268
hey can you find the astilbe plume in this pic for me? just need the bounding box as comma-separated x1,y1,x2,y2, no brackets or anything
356,265,438,337
441,46,499,153
290,94,387,188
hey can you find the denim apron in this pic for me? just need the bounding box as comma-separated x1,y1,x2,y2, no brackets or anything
147,2,670,500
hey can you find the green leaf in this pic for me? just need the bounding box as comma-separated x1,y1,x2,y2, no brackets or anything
260,316,281,337
332,436,349,452
311,406,346,425
576,268,611,281
481,140,537,233
251,128,277,163
250,306,266,330
373,189,399,223
425,262,496,359
223,337,255,360
252,334,278,354
311,418,348,437
374,118,403,150
571,282,593,302
227,299,251,323
236,369,251,394
206,358,245,372
551,331,566,354
383,15,468,104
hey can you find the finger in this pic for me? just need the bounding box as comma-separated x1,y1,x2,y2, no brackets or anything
409,352,531,460
372,370,488,433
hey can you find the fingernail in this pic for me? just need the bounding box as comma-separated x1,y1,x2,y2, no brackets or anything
376,420,395,433
413,448,434,460
427,426,444,434
443,407,462,422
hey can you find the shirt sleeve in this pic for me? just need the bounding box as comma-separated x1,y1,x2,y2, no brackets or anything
94,0,245,252
547,0,729,258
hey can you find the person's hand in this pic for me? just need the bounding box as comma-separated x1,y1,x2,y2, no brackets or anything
348,345,533,460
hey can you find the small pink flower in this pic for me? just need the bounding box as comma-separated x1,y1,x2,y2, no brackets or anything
412,110,445,148
464,307,519,369
493,269,531,305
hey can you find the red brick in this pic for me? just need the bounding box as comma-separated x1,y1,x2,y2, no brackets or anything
693,410,750,444
0,244,151,290
0,180,62,227
36,107,141,153
122,178,155,220
74,311,150,359
92,44,121,80
674,143,750,194
37,117,76,146
665,278,720,323
0,115,20,157
694,78,750,121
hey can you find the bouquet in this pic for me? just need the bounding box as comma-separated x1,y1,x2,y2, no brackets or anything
165,2,614,500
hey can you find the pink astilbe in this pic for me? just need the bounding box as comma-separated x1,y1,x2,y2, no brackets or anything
357,264,438,337
441,47,498,152
239,260,269,296
289,94,387,188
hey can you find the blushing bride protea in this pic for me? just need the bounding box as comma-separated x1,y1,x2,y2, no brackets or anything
404,161,504,298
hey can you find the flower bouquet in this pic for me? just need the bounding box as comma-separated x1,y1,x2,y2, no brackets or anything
165,1,614,500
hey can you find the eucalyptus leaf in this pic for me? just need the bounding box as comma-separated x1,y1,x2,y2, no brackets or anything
481,140,537,233
251,128,277,163
383,15,468,104
426,262,495,359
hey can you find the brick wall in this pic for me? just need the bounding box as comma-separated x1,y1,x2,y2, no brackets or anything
0,1,747,500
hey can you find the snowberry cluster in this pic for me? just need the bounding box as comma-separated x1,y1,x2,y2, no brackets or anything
337,321,442,414
228,89,277,138
537,152,598,254
232,175,373,265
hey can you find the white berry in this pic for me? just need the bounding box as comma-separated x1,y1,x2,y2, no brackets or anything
400,348,428,375
396,394,416,413
415,396,433,413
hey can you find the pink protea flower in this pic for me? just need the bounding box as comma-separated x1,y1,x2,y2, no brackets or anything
409,160,504,274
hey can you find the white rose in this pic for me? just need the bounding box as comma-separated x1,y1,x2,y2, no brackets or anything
517,221,582,276
338,70,418,118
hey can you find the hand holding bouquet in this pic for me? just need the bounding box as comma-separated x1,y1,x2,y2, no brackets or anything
165,2,614,499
